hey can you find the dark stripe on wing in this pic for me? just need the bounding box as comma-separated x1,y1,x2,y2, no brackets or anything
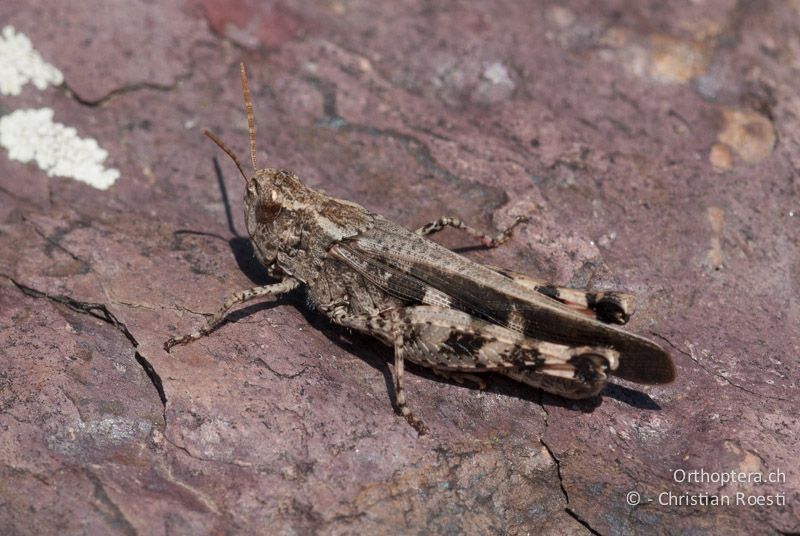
442,331,493,357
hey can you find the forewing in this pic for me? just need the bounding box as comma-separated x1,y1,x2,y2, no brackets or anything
332,217,675,384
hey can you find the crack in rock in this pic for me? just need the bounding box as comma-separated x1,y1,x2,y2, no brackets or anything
84,468,137,536
540,403,603,536
29,221,92,274
304,74,510,195
256,358,310,380
161,434,259,470
651,332,787,402
63,67,194,107
7,277,168,421
110,297,210,317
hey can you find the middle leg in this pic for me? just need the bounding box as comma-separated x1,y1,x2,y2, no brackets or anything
393,334,429,435
489,266,636,325
415,216,529,248
330,308,430,434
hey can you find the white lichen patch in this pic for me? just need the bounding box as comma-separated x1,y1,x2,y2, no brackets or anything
47,417,153,455
0,108,120,190
0,25,63,96
473,61,516,104
482,61,514,87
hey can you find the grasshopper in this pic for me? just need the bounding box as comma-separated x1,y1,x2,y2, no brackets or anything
165,63,675,434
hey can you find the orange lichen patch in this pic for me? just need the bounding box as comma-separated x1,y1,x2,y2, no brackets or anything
717,108,776,163
598,28,714,84
649,35,710,83
725,441,764,474
600,26,632,48
706,206,725,270
678,19,722,42
709,143,732,171
546,5,575,28
708,206,725,236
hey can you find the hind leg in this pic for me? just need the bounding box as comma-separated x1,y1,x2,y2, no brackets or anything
376,306,619,399
431,369,488,390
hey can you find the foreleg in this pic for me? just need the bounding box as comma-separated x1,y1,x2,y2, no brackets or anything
164,278,300,351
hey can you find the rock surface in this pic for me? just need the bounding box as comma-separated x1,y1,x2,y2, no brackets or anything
1,0,798,534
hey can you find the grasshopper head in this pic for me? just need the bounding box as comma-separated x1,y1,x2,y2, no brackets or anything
243,167,306,267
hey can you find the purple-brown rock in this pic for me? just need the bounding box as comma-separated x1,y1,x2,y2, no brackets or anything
0,0,797,534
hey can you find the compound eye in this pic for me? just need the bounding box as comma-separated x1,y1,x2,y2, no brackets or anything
255,193,281,223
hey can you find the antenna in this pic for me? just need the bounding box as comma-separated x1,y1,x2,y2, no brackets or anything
204,129,247,183
240,62,258,171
